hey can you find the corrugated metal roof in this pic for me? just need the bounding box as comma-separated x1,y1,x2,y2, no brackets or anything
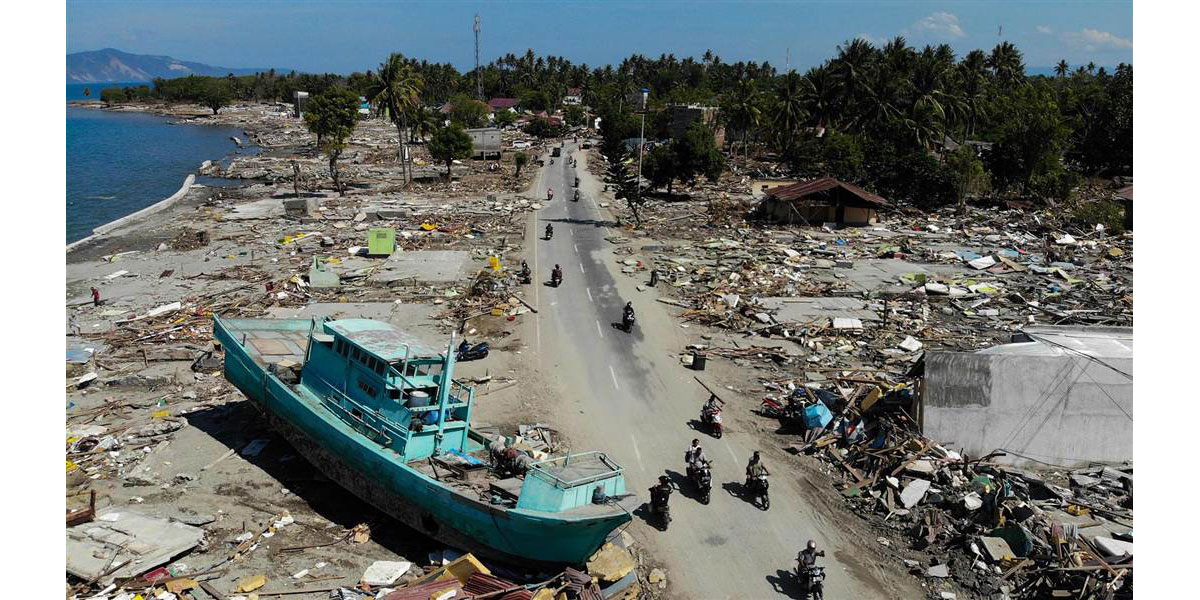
765,176,890,208
1116,185,1133,201
382,579,461,600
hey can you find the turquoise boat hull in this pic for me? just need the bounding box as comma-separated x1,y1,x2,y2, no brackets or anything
214,316,632,566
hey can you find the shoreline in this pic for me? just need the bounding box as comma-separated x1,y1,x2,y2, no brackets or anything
66,101,267,250
66,173,197,252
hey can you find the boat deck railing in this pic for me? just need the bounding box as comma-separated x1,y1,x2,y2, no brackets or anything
528,452,625,489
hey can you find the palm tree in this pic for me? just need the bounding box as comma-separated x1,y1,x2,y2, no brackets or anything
1055,60,1069,78
958,50,989,138
772,72,808,153
831,38,878,130
367,53,424,184
722,79,762,157
407,106,437,143
986,42,1025,88
801,64,838,130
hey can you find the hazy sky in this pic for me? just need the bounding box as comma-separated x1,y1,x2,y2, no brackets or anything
66,0,1133,73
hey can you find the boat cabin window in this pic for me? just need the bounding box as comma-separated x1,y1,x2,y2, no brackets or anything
352,348,362,361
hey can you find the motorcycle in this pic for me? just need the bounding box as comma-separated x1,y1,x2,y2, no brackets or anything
545,225,554,240
621,311,636,333
546,189,554,201
649,487,672,530
551,269,563,288
701,406,723,438
573,189,580,202
796,564,826,600
574,176,580,187
748,473,770,510
689,462,712,504
456,340,490,362
518,267,532,285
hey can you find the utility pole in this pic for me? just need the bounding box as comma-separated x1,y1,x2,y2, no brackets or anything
636,88,648,199
786,47,790,73
474,14,482,99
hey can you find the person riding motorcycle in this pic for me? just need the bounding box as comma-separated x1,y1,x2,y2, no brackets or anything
685,439,708,476
545,223,554,239
518,260,531,283
798,540,824,569
551,264,563,286
622,302,636,330
797,540,826,594
547,188,554,200
649,474,673,523
746,451,769,486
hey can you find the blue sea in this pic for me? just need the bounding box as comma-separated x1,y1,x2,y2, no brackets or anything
66,83,260,243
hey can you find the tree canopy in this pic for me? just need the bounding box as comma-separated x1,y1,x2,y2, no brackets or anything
427,124,474,183
303,86,360,195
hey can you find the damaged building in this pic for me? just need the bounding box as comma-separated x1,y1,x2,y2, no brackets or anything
919,325,1133,467
756,176,889,226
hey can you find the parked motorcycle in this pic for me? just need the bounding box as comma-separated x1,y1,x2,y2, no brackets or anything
456,340,490,362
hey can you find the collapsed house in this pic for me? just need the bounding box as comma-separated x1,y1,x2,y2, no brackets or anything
920,325,1133,467
756,176,889,226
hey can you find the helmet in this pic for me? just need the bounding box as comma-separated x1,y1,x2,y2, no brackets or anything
555,264,560,269
807,540,817,550
659,475,670,484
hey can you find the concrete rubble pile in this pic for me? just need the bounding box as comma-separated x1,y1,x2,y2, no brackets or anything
764,381,1133,599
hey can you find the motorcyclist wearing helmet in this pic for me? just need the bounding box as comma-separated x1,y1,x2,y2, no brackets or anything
798,539,824,568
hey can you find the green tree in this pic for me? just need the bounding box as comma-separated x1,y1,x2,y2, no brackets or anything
201,80,232,115
564,105,586,127
514,151,529,177
448,94,489,128
519,89,551,112
673,121,726,189
303,86,360,196
984,85,1071,195
427,124,474,184
493,109,517,129
642,144,678,194
367,53,424,183
406,105,438,143
945,145,991,213
524,116,563,138
604,146,645,227
721,79,762,157
100,87,128,105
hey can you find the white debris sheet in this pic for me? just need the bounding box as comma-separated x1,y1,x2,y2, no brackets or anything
65,508,205,583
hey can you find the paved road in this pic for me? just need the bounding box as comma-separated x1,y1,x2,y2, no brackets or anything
523,143,894,599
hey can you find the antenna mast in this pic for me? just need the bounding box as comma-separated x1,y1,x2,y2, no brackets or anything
474,14,482,99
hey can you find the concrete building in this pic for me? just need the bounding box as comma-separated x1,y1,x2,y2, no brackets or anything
292,91,309,118
920,326,1132,467
465,127,501,160
756,177,888,226
563,87,582,106
668,104,724,146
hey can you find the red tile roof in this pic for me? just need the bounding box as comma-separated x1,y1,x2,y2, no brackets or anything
487,98,519,110
765,176,889,208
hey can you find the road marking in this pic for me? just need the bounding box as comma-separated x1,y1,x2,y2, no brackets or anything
595,319,603,338
630,434,644,470
574,243,578,252
609,365,620,389
586,288,593,302
579,262,585,274
726,444,739,464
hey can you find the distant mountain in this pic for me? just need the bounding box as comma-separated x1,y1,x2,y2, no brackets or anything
67,48,284,83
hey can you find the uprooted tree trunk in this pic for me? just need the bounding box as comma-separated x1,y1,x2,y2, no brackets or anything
328,152,344,196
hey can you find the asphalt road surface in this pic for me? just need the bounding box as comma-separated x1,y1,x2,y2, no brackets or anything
523,142,898,599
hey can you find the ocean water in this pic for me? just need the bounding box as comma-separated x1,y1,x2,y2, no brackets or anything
66,83,259,243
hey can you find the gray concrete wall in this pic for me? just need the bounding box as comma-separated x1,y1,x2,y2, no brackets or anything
922,352,1132,466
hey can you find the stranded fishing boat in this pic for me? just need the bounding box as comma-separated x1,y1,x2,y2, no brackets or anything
214,316,636,565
